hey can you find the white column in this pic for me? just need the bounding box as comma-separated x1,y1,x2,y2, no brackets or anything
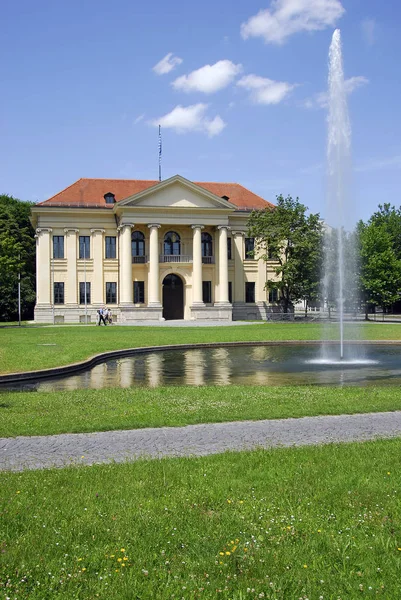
119,224,134,305
217,225,230,304
35,228,52,305
233,231,245,302
148,224,161,306
90,228,105,305
191,225,204,305
64,228,79,305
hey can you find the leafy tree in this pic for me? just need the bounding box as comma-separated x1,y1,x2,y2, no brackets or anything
247,194,323,314
358,219,401,313
0,194,36,321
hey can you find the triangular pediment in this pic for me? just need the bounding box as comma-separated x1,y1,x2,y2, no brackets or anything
117,175,236,211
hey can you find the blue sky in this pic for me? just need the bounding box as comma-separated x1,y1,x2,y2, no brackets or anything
1,0,401,222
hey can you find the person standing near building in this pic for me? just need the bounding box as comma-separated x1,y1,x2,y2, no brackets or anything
98,307,107,326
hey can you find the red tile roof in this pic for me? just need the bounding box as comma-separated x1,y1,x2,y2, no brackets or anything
37,178,274,211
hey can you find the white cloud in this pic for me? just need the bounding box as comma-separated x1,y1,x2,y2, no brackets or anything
241,0,345,45
237,74,296,104
151,104,226,137
172,60,242,94
355,154,401,172
361,17,376,46
134,114,145,125
304,75,369,109
152,53,183,75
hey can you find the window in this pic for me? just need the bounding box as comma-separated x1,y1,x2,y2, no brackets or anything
134,281,145,304
268,245,278,260
104,192,115,204
106,282,117,304
105,236,116,259
131,231,145,258
79,282,91,304
228,281,232,303
202,281,212,304
53,236,64,259
164,231,180,256
227,237,232,260
201,232,213,257
269,288,279,303
54,282,64,304
245,237,255,259
79,236,90,259
245,282,255,303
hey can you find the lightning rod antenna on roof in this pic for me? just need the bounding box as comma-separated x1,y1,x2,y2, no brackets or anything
158,125,162,182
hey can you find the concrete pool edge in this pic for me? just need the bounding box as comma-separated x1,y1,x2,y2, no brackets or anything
2,340,401,385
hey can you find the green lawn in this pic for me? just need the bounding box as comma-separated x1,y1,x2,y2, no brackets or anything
2,385,401,438
1,439,401,599
1,322,400,374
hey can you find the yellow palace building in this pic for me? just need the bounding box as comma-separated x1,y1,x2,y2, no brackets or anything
31,174,278,323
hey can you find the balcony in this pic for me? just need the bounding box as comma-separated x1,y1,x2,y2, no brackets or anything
159,254,193,263
132,255,148,264
202,256,215,264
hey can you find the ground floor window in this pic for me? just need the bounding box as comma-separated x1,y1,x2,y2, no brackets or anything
228,281,232,303
54,282,64,304
106,282,117,304
79,282,91,304
269,288,278,303
245,282,255,303
134,281,145,303
202,281,212,303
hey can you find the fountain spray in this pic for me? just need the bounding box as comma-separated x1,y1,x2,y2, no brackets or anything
326,29,351,359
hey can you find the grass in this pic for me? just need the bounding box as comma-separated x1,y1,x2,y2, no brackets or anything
1,439,401,599
1,322,401,375
3,385,401,438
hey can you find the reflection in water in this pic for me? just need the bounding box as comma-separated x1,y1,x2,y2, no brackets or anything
146,353,163,387
3,344,401,393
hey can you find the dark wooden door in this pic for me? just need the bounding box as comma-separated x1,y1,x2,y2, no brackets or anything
162,274,184,320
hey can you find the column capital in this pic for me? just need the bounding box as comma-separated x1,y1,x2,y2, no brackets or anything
90,228,106,234
117,223,135,232
232,230,246,237
35,227,52,236
217,225,231,231
147,223,161,229
191,224,205,230
64,228,79,233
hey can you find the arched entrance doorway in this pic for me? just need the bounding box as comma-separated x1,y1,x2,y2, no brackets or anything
162,274,184,320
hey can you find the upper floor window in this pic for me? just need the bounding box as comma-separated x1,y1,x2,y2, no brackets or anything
227,237,232,260
201,232,213,257
53,236,64,259
131,231,145,257
79,236,90,259
105,236,116,259
104,192,115,204
245,237,255,259
164,231,180,256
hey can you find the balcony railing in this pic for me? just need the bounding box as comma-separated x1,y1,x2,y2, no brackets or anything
202,256,215,264
159,254,193,263
132,255,148,264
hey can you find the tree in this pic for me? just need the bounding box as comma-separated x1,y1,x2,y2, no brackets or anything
0,195,36,321
358,218,401,314
247,194,323,313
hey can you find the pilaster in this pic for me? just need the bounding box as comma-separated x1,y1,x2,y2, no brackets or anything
90,228,105,305
119,224,135,305
64,228,79,305
233,231,245,303
35,228,52,306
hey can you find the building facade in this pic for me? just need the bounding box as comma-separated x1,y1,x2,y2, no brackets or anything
31,175,279,323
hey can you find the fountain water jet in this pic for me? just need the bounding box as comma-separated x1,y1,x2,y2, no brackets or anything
323,29,353,360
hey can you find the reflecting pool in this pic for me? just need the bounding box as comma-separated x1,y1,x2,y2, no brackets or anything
3,344,401,392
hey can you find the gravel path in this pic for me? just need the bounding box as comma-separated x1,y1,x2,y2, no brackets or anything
1,411,401,472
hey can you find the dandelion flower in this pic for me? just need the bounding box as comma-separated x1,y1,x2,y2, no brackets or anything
120,548,125,552
225,551,231,556
303,564,308,568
